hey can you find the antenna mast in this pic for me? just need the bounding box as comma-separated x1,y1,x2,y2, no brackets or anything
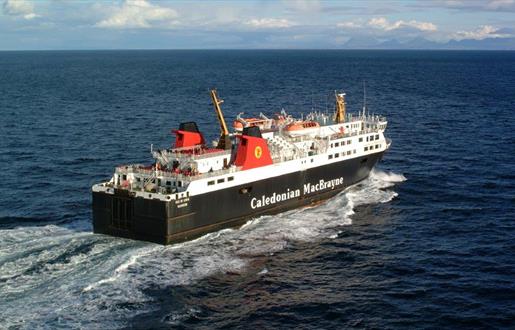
362,80,367,118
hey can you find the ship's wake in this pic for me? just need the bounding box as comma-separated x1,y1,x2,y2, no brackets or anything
0,169,405,329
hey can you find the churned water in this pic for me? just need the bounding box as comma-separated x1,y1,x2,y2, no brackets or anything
0,50,514,329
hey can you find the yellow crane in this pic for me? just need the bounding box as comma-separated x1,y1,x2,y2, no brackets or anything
210,89,232,150
334,91,346,123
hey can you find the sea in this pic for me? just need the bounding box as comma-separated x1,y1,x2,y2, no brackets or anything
0,50,514,329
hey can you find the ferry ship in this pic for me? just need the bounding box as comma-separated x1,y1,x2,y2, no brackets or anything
92,90,390,244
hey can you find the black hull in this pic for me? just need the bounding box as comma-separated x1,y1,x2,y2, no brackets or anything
92,152,384,244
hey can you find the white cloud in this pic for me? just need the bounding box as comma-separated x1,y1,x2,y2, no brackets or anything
336,21,362,29
368,17,437,32
2,0,39,20
452,25,511,40
95,0,178,29
245,18,295,29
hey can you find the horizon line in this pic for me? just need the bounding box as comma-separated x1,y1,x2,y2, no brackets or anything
1,48,515,52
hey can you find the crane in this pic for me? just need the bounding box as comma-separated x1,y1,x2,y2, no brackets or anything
210,89,232,150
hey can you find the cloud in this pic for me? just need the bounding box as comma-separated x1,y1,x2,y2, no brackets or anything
368,17,437,32
95,0,178,29
336,21,362,29
452,25,511,40
2,0,39,20
245,18,295,29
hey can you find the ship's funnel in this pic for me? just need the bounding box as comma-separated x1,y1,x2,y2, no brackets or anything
173,121,205,148
233,126,273,170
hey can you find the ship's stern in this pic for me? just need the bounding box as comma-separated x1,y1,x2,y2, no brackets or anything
92,185,170,244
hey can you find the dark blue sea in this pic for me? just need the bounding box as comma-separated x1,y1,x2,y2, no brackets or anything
1,50,514,329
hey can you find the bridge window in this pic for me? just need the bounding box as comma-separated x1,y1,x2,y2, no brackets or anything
228,176,234,181
208,180,215,186
335,142,340,147
335,153,339,158
376,134,379,140
359,137,363,142
217,178,225,184
328,155,333,160
364,147,368,151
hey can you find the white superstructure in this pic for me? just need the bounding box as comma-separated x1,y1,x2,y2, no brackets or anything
93,97,390,202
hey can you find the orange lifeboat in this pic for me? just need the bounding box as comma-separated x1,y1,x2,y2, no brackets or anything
233,118,269,132
284,121,320,137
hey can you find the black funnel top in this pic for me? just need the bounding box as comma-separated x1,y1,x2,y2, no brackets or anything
242,126,262,138
179,122,200,133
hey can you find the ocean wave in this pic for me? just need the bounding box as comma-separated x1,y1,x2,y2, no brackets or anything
0,169,404,329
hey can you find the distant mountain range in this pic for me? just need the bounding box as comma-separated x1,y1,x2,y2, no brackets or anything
343,37,515,50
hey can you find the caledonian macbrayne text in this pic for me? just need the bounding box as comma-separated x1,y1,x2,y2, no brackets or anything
250,177,344,209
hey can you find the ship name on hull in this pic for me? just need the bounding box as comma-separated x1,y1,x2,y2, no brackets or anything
250,177,344,209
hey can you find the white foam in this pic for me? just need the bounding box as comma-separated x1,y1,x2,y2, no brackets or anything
82,245,160,292
0,168,405,329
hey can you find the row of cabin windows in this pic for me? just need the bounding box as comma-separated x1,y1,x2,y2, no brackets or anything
367,134,380,142
134,177,182,187
328,149,356,160
158,178,183,187
208,176,234,186
301,158,315,164
359,134,380,143
364,144,382,152
330,140,352,148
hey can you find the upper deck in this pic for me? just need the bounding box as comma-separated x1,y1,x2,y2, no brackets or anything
101,113,387,192
93,90,389,200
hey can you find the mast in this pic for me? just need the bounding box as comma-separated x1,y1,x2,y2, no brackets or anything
362,80,367,118
210,89,232,150
334,91,346,123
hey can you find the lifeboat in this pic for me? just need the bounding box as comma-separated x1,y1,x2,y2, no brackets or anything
284,121,320,137
233,118,274,132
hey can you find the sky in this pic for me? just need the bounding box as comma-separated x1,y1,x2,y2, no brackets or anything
1,0,515,50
